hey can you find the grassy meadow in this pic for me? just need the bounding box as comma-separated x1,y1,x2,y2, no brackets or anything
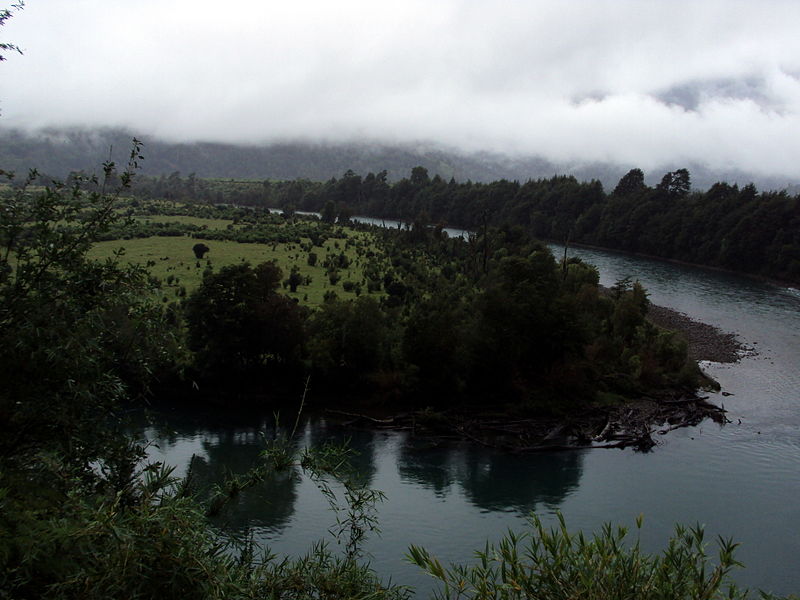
88,218,387,307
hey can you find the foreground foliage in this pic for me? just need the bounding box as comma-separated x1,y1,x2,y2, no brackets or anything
0,148,177,484
1,444,408,600
0,151,405,599
409,514,792,600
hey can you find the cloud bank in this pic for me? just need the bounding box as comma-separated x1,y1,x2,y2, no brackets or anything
3,0,800,178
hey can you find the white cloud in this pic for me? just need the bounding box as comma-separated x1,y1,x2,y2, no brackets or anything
3,0,800,178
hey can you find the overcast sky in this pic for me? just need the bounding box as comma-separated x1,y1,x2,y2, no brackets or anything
3,1,800,178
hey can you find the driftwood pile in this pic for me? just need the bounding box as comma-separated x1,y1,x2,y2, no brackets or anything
326,393,730,453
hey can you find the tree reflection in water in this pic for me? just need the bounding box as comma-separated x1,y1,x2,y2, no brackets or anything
140,408,584,542
141,407,298,535
397,437,585,513
139,408,381,536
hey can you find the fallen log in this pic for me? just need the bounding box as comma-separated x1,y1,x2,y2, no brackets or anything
324,409,396,424
593,419,614,442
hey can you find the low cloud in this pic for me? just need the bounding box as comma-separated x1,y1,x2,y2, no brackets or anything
3,0,800,179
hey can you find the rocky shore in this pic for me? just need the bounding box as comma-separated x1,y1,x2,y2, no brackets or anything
646,304,745,363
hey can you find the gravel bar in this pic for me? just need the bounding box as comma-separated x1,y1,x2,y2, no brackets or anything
646,304,745,363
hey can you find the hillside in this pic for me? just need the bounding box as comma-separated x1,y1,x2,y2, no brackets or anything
3,126,799,193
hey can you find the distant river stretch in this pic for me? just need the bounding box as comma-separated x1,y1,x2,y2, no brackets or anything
146,216,800,596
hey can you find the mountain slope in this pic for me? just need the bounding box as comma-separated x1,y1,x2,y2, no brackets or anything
2,126,798,193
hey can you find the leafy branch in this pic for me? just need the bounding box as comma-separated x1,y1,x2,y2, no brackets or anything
408,513,774,600
202,392,386,564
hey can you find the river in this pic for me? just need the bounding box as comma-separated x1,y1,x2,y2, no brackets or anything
144,224,800,597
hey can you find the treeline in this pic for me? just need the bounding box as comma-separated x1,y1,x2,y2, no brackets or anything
101,201,341,246
126,166,800,283
292,167,799,283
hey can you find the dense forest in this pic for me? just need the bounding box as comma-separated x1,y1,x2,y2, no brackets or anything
108,166,800,284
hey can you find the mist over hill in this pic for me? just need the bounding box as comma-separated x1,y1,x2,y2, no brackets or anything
2,126,798,194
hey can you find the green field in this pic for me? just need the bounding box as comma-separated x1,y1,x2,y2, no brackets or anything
88,224,386,307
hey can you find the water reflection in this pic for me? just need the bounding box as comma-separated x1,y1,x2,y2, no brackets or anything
398,439,584,513
458,446,584,512
305,421,380,488
396,439,458,496
140,407,298,534
140,409,385,535
191,433,298,534
141,408,585,533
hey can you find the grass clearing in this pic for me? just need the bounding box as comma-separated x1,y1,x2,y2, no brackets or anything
88,220,388,307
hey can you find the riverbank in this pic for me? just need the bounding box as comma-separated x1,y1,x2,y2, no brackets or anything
646,303,746,363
